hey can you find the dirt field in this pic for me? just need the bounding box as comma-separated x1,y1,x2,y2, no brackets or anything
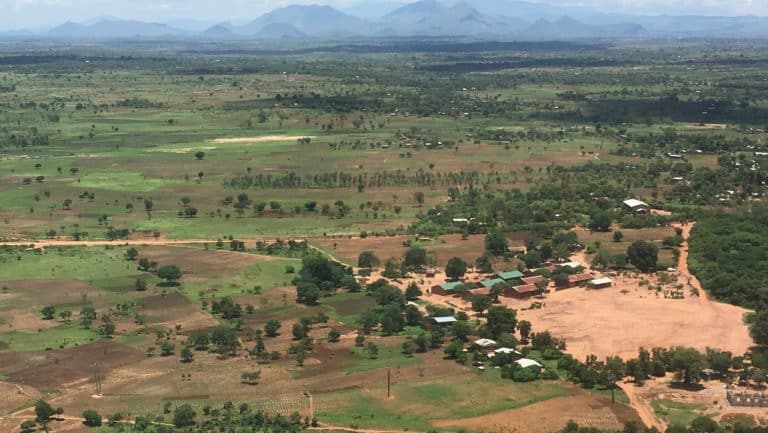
433,390,640,433
211,135,315,144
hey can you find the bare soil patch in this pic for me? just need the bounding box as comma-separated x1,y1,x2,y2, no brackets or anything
433,390,640,433
5,340,145,389
138,292,219,331
211,135,315,144
0,381,40,415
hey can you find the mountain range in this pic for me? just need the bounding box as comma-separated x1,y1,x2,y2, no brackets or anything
8,0,768,41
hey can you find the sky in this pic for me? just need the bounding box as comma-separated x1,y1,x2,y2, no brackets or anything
1,0,768,30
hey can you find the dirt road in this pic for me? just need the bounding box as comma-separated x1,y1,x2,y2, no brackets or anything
674,222,709,304
618,382,666,431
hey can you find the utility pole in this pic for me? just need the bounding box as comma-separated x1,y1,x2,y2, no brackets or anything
387,368,391,399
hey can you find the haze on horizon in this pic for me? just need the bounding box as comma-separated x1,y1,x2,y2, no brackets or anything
1,0,767,30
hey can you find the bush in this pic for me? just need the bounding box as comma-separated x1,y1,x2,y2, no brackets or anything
82,409,102,427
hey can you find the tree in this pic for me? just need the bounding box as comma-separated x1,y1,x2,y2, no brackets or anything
404,247,428,270
471,295,493,316
402,339,416,356
414,191,425,207
626,241,659,273
445,257,468,281
670,347,707,385
364,342,379,359
189,331,209,350
40,306,56,320
450,321,471,342
750,309,768,346
172,404,196,428
405,281,422,300
135,279,147,291
518,320,532,343
143,199,153,218
328,328,341,343
358,251,380,269
487,306,517,339
157,264,182,284
265,319,281,337
35,400,55,424
613,231,624,242
160,342,175,357
82,410,102,427
292,322,308,340
194,151,205,160
475,254,495,274
211,327,238,356
588,212,613,232
485,231,509,256
296,281,321,305
125,247,138,260
79,306,96,329
20,420,36,433
180,347,194,363
62,198,72,210
241,370,261,385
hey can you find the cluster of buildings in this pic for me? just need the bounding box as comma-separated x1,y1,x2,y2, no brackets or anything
429,261,612,300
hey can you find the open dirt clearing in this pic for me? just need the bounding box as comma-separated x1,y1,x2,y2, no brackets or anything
509,276,752,360
433,391,640,433
211,135,315,144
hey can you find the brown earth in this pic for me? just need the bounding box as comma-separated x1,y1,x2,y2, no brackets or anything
433,390,641,433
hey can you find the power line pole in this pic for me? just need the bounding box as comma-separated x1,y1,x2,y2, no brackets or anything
387,368,391,399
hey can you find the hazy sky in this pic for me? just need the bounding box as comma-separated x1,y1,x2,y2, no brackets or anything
1,0,767,30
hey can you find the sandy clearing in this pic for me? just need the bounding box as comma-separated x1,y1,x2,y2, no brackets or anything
147,145,217,154
211,135,315,144
432,392,639,433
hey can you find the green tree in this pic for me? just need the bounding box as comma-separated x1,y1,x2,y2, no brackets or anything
358,251,380,269
125,247,139,260
160,342,175,357
613,231,624,242
518,320,532,343
172,404,196,428
35,400,55,424
157,264,182,284
194,151,205,160
670,347,707,385
364,342,379,359
40,306,56,320
475,254,495,274
750,309,768,346
328,328,341,343
471,295,493,316
405,281,423,300
265,319,282,337
82,410,102,427
404,247,428,270
180,347,194,363
241,370,261,385
135,279,147,291
445,257,468,281
485,231,509,256
487,306,517,339
588,211,613,232
626,241,659,273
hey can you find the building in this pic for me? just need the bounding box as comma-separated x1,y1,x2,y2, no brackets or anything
425,268,436,278
480,278,506,289
588,277,612,289
431,316,457,326
515,358,543,369
508,284,538,298
567,273,593,288
623,199,651,214
488,347,523,359
521,275,548,285
473,338,497,351
497,270,524,282
430,281,465,296
559,261,584,271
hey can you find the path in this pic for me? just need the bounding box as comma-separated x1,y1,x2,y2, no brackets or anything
674,222,709,304
618,382,666,431
310,423,418,433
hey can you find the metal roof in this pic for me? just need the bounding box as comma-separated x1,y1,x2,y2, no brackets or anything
432,316,457,324
480,278,506,288
498,270,524,280
623,199,649,208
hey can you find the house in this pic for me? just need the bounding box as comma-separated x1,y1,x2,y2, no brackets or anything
508,246,526,255
588,277,612,289
497,270,524,282
430,281,465,296
623,199,651,214
515,358,543,369
452,218,470,225
488,347,523,359
425,268,437,278
521,275,548,285
667,152,683,159
567,273,593,288
507,284,538,298
473,338,497,350
431,316,457,326
559,261,584,271
480,278,506,289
